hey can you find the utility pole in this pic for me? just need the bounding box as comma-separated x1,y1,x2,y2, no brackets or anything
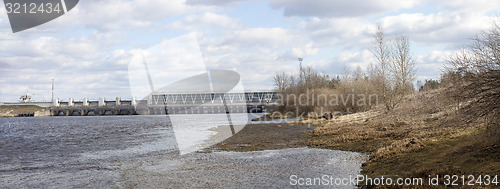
51,79,54,103
298,57,303,72
298,57,303,86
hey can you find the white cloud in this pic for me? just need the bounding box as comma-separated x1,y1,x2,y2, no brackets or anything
229,27,291,47
378,12,492,46
185,0,252,7
0,0,225,101
291,43,319,58
269,0,422,17
0,31,133,101
339,50,375,70
306,50,376,78
169,12,242,31
163,11,306,90
415,50,454,64
297,17,376,47
0,0,498,101
434,0,500,13
44,0,214,32
413,50,458,80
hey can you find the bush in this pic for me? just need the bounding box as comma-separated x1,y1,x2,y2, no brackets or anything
446,19,500,135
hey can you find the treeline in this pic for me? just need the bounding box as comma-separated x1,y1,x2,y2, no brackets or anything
274,27,416,117
274,19,499,129
273,64,379,116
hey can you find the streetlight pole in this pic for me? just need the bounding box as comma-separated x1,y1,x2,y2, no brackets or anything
51,79,54,103
298,57,303,86
298,57,303,72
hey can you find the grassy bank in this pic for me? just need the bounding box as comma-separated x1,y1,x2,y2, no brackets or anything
305,89,499,187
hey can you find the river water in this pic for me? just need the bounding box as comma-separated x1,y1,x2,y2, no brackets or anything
0,114,366,188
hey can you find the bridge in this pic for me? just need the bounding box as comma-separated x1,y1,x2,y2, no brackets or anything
48,91,278,116
137,91,278,115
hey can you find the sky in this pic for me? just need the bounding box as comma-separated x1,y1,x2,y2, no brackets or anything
0,0,498,102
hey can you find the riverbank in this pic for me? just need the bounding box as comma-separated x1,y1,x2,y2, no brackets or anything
211,89,499,187
303,90,499,187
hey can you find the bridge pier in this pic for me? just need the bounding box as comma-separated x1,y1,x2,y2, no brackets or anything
83,98,89,106
99,98,106,106
68,98,75,107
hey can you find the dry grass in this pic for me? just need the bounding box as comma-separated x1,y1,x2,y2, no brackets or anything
306,88,500,184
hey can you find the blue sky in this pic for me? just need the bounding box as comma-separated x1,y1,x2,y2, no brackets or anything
0,0,498,102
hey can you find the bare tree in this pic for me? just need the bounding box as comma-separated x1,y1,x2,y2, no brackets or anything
386,35,416,110
274,72,290,92
353,66,364,81
367,63,377,79
370,26,391,109
342,65,352,81
371,27,416,110
391,35,416,89
372,26,391,77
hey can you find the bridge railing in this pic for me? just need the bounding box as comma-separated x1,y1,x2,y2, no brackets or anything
149,92,278,105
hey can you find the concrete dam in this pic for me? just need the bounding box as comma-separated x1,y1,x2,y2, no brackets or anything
48,91,278,116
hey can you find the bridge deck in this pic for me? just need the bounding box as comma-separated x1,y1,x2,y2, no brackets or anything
14,91,278,116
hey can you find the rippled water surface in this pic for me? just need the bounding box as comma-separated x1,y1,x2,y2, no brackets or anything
0,116,172,188
0,114,365,188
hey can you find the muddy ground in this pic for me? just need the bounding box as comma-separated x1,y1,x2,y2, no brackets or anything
209,122,316,152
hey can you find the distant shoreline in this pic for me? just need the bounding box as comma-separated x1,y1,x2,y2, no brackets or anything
0,105,47,117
